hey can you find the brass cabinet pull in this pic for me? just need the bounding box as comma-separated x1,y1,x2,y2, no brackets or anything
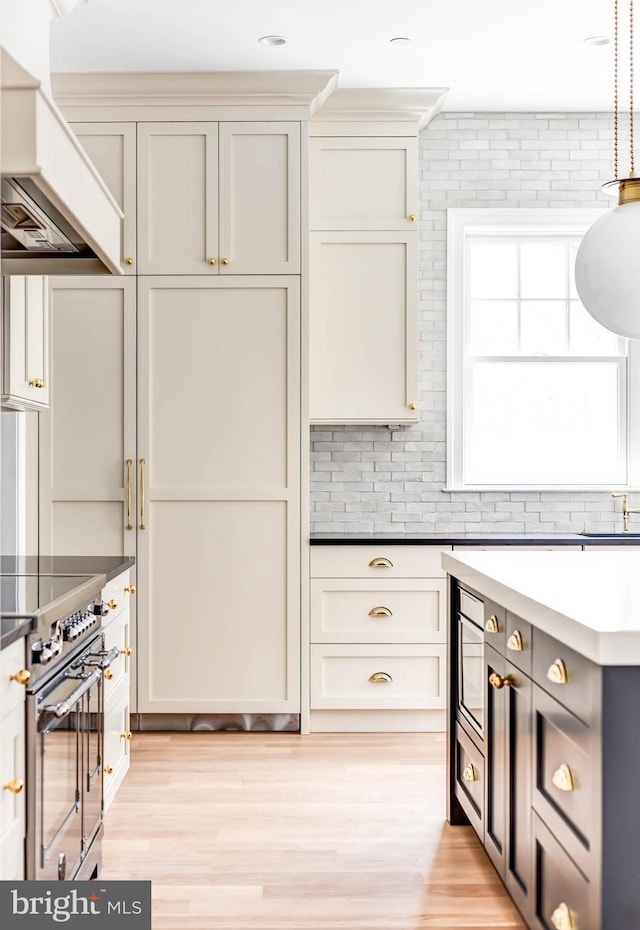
551,763,576,793
104,670,114,681
221,257,230,265
120,647,132,657
547,658,568,685
9,669,31,685
28,378,45,388
507,630,524,651
369,557,393,568
106,599,117,610
120,731,132,741
485,615,500,634
139,458,146,530
550,902,575,930
104,765,114,775
125,257,135,266
489,672,511,690
409,214,417,222
125,459,133,530
369,672,393,683
368,606,393,617
462,764,477,783
3,778,24,794
124,584,136,594
207,257,217,265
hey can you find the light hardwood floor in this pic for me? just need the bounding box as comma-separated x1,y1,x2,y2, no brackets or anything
101,732,526,929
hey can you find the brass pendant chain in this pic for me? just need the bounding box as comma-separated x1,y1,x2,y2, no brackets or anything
615,0,619,179
631,0,635,176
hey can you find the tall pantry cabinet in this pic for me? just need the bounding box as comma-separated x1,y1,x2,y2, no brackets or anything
41,72,337,720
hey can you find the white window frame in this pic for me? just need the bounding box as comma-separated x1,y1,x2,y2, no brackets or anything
446,207,640,491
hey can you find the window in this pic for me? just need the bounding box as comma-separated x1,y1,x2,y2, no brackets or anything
447,209,640,489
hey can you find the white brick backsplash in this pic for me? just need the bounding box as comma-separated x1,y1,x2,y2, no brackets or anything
310,112,623,535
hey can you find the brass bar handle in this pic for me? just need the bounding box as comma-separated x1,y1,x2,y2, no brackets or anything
368,606,393,617
28,378,45,388
547,658,568,685
489,672,511,690
485,615,500,633
139,458,146,530
550,902,575,930
125,459,133,530
368,672,393,683
9,669,31,685
462,764,477,783
551,763,576,793
369,557,393,568
3,778,24,794
507,630,524,651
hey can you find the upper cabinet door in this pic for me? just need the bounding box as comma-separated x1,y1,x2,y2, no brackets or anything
218,123,300,274
137,123,219,275
71,122,137,274
310,137,418,231
2,276,50,410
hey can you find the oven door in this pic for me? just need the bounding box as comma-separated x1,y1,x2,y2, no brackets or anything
32,666,102,880
457,613,485,736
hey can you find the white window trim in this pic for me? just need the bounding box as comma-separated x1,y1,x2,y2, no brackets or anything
446,207,640,492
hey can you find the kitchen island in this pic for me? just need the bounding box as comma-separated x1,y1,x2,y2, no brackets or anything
442,549,640,930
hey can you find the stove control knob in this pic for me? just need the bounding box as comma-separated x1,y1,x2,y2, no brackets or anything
32,642,53,664
49,640,62,656
92,601,109,616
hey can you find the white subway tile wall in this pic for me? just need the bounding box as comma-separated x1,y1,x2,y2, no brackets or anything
310,112,628,535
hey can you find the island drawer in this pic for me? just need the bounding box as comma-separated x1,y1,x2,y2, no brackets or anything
310,579,445,644
310,644,446,710
454,723,484,840
533,629,599,727
310,546,449,579
532,685,593,874
532,814,596,930
0,639,27,719
101,570,132,625
505,612,532,676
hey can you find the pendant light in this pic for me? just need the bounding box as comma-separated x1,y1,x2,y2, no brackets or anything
575,0,640,338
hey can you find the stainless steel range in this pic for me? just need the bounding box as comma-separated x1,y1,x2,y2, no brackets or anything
1,572,120,880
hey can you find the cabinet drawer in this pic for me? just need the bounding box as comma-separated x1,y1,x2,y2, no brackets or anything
505,613,532,676
484,599,506,652
310,579,445,644
101,570,132,625
533,685,593,873
533,814,595,930
102,608,131,696
533,629,599,727
0,639,27,719
0,701,25,851
454,723,484,840
103,680,131,812
310,546,449,579
310,644,446,710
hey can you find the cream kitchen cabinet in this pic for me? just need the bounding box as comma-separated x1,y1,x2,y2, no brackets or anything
309,545,449,731
70,123,137,275
100,570,133,811
2,276,49,411
137,122,300,275
0,639,27,880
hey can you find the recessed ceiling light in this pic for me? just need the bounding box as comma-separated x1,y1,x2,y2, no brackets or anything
584,35,611,46
389,37,411,45
258,35,287,46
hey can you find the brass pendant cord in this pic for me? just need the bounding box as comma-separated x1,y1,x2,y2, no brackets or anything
631,0,635,176
615,0,619,179
614,0,637,179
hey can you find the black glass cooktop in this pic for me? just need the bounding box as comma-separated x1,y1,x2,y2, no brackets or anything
0,574,95,618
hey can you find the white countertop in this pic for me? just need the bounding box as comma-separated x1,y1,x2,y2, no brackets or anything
442,549,640,665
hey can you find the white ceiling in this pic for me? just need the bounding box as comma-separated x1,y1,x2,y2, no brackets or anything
50,0,619,112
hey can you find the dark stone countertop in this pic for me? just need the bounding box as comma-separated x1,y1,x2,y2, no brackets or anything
1,616,36,651
310,533,640,545
0,555,135,583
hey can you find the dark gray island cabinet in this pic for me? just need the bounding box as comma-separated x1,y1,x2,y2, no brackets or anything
442,549,640,930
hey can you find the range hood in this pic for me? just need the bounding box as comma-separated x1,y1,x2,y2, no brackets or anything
1,50,122,275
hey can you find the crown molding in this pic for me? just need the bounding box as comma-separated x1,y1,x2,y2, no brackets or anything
312,87,449,130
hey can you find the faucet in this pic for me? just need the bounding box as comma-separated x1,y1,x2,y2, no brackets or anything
611,492,640,531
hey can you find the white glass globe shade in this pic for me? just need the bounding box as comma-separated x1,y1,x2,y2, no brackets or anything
574,200,640,339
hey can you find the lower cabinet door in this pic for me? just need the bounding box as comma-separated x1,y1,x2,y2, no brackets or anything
0,702,26,879
506,662,533,924
103,682,131,812
454,723,484,840
484,644,508,878
533,814,595,930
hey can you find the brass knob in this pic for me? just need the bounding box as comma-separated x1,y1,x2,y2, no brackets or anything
221,257,230,265
552,763,576,793
368,606,393,617
10,669,31,685
207,257,216,265
409,214,417,222
369,557,393,568
124,584,136,594
125,257,134,265
120,731,132,741
106,599,117,610
3,778,24,794
550,902,575,930
485,615,500,634
120,647,132,657
28,378,45,388
104,670,114,681
369,672,393,683
462,764,477,783
507,630,524,651
547,658,568,685
489,672,511,690
104,765,113,775
408,402,417,410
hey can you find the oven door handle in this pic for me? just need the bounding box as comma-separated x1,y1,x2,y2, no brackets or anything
84,646,120,671
42,668,102,720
